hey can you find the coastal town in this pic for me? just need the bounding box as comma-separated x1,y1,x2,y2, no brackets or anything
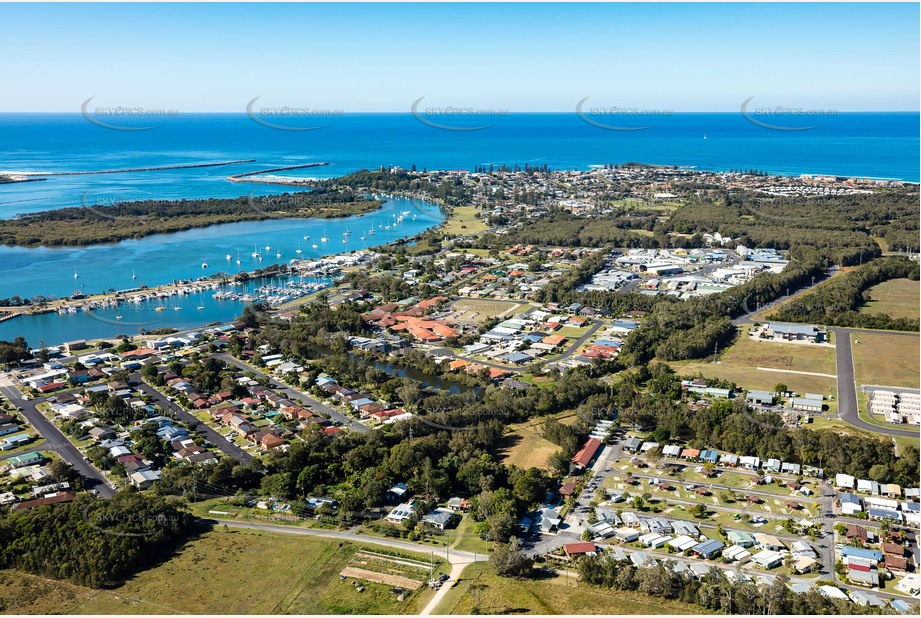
0,159,918,615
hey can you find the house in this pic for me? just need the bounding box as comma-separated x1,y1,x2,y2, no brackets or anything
421,508,457,531
129,469,161,490
6,451,45,468
385,501,417,524
11,491,77,512
623,437,643,452
752,550,784,569
587,521,615,539
841,546,882,564
792,556,818,574
840,492,862,515
754,533,785,552
845,524,870,542
727,530,756,548
847,570,879,588
614,527,639,542
739,456,760,470
447,497,469,512
692,539,724,559
563,542,597,558
538,508,562,533
835,473,856,489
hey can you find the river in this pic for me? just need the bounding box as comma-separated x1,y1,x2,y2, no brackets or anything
0,194,444,345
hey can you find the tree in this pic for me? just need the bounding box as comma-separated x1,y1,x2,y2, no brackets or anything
490,537,534,578
774,383,788,394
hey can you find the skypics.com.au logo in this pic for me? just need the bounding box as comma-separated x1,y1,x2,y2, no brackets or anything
81,97,178,131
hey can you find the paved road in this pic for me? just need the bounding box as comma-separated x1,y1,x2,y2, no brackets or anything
135,379,253,464
832,327,919,438
0,376,115,497
732,266,838,326
214,353,369,433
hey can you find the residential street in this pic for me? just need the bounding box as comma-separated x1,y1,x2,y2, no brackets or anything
135,379,253,464
213,352,370,433
0,375,115,497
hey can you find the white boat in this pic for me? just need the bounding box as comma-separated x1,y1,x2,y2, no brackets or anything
303,235,310,240
360,236,366,240
265,245,271,251
225,254,232,261
132,269,137,280
295,243,302,254
197,305,205,310
236,251,241,265
115,314,123,320
321,235,328,243
73,267,78,280
312,244,318,249
276,251,282,258
202,262,208,269
368,228,375,235
401,210,410,216
252,245,260,257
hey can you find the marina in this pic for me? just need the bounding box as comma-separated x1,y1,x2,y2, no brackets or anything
0,194,443,344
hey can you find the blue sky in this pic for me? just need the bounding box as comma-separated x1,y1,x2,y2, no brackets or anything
1,2,918,112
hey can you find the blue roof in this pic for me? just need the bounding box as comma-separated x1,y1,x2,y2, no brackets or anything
890,600,911,613
867,508,902,521
693,539,724,555
840,492,860,505
841,546,882,561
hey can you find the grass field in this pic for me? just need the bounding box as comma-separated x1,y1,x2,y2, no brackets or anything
497,413,579,470
859,278,920,320
433,563,703,615
673,329,837,397
851,332,919,388
442,206,487,236
0,529,439,615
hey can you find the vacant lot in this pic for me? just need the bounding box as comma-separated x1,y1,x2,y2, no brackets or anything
442,206,487,236
674,329,837,397
851,332,920,389
0,529,437,615
859,278,920,320
498,414,576,471
451,298,520,321
433,563,702,615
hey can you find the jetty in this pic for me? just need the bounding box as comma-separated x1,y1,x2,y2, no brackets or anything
16,159,256,177
227,162,330,184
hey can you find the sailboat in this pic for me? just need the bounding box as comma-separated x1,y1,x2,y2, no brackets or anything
303,234,310,240
73,266,79,280
265,244,271,251
276,249,282,258
252,245,260,258
703,134,708,140
236,251,241,265
115,314,123,320
197,292,205,310
201,262,208,269
312,244,318,249
320,230,328,243
295,243,302,254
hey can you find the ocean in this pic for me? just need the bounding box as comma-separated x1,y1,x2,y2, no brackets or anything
0,112,917,344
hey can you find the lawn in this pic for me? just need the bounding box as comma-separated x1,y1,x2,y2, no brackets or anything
859,278,920,320
672,328,837,397
0,528,440,615
441,206,487,236
433,562,703,615
851,332,919,388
